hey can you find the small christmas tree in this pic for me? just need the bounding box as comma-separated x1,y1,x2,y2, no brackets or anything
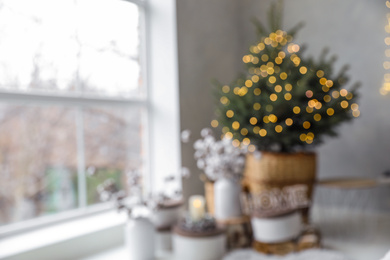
213,0,360,153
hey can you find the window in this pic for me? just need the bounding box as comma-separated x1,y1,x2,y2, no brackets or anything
0,0,181,233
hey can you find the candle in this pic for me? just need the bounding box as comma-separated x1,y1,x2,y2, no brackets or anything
189,195,205,221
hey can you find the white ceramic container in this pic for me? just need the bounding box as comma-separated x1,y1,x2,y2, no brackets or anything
214,177,242,221
156,229,172,253
173,227,226,260
150,201,183,229
251,210,302,243
125,217,155,260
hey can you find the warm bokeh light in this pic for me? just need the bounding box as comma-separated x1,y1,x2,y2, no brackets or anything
250,117,258,125
226,110,234,118
211,119,219,128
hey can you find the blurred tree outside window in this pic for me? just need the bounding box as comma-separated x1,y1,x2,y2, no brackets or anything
0,0,145,227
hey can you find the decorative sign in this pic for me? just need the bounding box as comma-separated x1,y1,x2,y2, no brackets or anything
241,185,310,216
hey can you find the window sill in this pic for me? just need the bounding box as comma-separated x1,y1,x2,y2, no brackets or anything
0,211,127,260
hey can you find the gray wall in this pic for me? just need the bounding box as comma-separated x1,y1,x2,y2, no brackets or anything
177,0,390,211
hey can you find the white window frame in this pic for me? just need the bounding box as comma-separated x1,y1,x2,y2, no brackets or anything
0,0,180,240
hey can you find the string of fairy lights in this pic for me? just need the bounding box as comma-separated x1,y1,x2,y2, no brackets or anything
381,1,390,95
211,29,360,150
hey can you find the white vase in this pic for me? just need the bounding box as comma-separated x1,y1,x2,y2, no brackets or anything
125,217,155,260
214,177,242,221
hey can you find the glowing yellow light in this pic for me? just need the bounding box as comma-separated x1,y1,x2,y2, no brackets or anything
222,85,230,93
261,54,269,62
324,95,331,102
326,80,334,88
308,100,316,108
292,44,300,52
211,120,219,128
351,103,359,111
267,62,275,68
266,105,273,112
233,87,240,95
250,46,259,54
285,118,293,126
353,110,360,117
270,93,278,101
292,57,301,66
285,84,293,91
316,70,324,78
275,125,283,133
241,128,248,136
307,132,314,139
300,134,307,141
245,80,253,88
340,89,348,97
274,85,282,92
275,57,283,64
385,37,390,46
319,78,327,85
220,96,229,104
259,129,267,137
238,87,248,96
253,103,261,110
253,126,260,134
232,121,240,130
242,55,251,63
267,67,275,75
254,88,261,95
327,108,335,116
248,145,256,152
315,102,322,110
293,106,301,114
332,91,340,98
386,1,390,8
306,90,313,98
322,86,329,92
225,132,233,139
306,106,313,113
386,49,390,58
280,72,288,80
314,114,321,121
226,110,234,118
346,93,353,100
340,100,349,109
242,138,251,146
278,51,286,59
299,66,307,74
263,116,270,123
252,57,259,64
268,114,278,123
269,76,277,84
252,75,260,83
258,42,265,50
264,37,272,45
384,61,390,69
284,93,292,100
250,117,258,125
222,126,229,133
232,139,240,147
306,139,313,144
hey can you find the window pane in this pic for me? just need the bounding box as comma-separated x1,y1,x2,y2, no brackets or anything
83,106,144,205
0,0,142,98
0,104,78,226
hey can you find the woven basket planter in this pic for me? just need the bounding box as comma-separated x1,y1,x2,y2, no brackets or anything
242,152,317,223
